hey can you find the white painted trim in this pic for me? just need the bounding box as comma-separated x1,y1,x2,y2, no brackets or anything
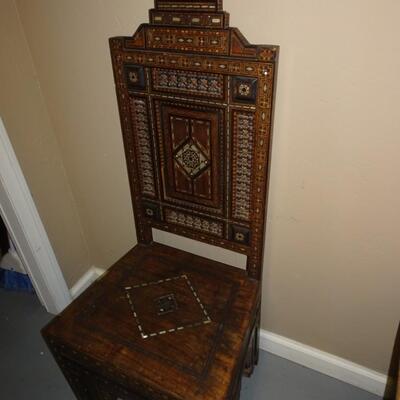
70,267,105,299
260,329,387,396
0,117,72,314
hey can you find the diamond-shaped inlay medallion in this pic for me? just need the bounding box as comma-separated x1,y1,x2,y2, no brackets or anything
125,275,211,339
174,141,209,178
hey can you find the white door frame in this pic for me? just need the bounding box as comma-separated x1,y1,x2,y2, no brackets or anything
0,117,71,314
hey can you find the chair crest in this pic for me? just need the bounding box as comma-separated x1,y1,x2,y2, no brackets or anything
150,0,228,29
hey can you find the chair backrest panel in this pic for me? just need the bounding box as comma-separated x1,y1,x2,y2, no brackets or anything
110,0,278,280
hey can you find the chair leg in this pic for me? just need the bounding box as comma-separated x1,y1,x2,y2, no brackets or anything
254,311,260,366
384,322,400,399
243,309,261,377
232,376,242,400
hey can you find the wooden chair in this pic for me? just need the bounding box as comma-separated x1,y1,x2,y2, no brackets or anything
385,323,400,400
42,1,279,399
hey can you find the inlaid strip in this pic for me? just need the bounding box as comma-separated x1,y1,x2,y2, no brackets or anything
232,112,255,221
122,51,277,78
152,68,224,99
110,39,152,243
156,2,218,10
246,64,275,279
146,28,229,54
131,98,156,197
150,11,226,28
165,208,223,237
146,91,255,110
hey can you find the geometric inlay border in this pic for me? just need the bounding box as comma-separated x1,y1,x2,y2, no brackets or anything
165,209,224,237
131,98,156,197
231,111,255,221
153,68,224,99
125,274,211,339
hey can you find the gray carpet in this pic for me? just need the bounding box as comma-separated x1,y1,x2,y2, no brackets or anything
0,289,381,400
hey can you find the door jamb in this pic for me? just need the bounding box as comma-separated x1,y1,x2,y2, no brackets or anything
0,117,71,314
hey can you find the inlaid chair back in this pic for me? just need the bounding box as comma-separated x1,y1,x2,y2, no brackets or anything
110,0,278,280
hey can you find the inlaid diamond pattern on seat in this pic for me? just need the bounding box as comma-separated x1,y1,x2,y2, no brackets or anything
174,141,209,177
125,274,211,339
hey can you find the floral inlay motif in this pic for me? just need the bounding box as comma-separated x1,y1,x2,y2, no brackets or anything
174,141,209,177
153,68,224,98
238,83,251,97
165,209,223,237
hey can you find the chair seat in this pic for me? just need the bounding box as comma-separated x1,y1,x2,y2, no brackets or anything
43,243,260,400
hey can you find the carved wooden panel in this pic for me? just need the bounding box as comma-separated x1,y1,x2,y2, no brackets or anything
154,99,225,212
110,0,279,281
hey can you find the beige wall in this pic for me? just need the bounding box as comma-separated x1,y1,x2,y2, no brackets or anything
15,0,144,269
0,0,90,287
12,0,400,374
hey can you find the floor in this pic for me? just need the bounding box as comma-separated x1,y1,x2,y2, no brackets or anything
0,289,381,400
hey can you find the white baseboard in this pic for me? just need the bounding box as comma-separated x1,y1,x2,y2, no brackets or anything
69,268,388,397
70,267,106,299
260,329,387,397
